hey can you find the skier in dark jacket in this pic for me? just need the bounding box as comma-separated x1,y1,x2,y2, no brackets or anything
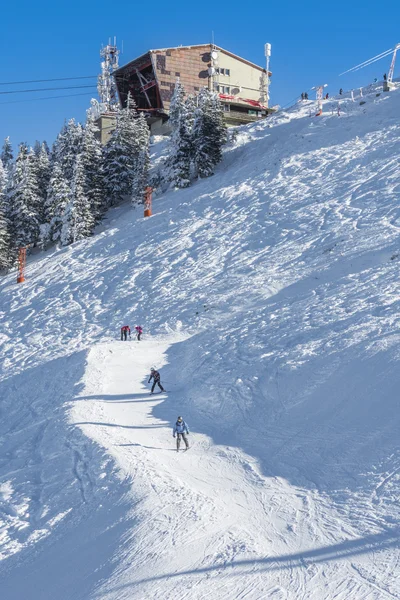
173,416,189,451
121,325,131,341
148,367,165,394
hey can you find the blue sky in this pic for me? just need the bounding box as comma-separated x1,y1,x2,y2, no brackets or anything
1,0,399,151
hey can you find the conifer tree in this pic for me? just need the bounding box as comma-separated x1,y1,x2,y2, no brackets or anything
168,80,186,129
8,143,41,248
1,137,13,170
103,94,140,206
131,112,150,204
81,117,105,221
69,154,94,241
0,159,11,269
40,162,70,248
31,143,51,223
166,82,192,188
52,119,84,183
193,89,226,178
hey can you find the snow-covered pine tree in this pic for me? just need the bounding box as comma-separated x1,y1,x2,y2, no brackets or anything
31,143,51,224
52,119,84,183
166,82,192,188
0,159,11,270
168,80,186,129
39,162,70,249
8,143,41,248
1,137,13,170
103,93,140,206
131,112,150,204
81,116,105,222
33,140,42,157
193,88,226,178
69,154,94,241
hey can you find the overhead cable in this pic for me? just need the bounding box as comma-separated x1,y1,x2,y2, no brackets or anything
0,76,97,86
339,47,394,76
0,91,95,106
0,84,97,95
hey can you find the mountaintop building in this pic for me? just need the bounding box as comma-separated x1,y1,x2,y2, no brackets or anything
96,43,274,142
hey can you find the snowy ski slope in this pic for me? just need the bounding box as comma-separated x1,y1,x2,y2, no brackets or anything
0,84,399,599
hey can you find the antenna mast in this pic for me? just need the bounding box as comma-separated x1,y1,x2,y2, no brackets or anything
264,43,271,108
97,38,120,112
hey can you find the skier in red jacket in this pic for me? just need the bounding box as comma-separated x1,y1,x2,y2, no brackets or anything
120,325,131,341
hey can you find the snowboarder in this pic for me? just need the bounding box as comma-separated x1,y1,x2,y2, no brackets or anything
121,325,131,341
148,367,165,394
135,325,143,341
173,416,189,452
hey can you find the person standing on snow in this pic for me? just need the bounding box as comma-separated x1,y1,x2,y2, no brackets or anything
148,367,165,394
173,416,189,452
135,325,143,341
121,325,131,341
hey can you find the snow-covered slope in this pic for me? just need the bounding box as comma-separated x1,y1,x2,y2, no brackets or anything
0,85,399,599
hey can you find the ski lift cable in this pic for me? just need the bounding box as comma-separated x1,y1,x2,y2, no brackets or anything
0,84,97,96
0,75,98,86
339,47,394,76
0,91,95,106
346,50,395,74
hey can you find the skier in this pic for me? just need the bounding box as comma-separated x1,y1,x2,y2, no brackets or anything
120,325,131,341
301,92,305,100
339,88,343,95
135,325,143,341
173,416,189,452
304,92,309,100
325,93,329,100
148,367,165,394
383,73,387,81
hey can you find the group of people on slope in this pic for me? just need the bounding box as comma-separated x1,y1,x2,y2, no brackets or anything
119,325,190,452
120,325,143,341
148,368,190,451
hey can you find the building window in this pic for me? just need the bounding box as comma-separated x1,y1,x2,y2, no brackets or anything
217,68,231,76
194,86,199,91
175,72,180,76
214,84,220,92
223,104,230,112
224,86,230,94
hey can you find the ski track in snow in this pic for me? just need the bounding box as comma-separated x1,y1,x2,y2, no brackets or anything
0,83,399,598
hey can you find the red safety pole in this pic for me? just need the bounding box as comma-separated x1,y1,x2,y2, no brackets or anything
144,186,152,217
17,247,26,283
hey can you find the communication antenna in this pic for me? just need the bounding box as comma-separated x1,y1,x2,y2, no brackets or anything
264,43,271,108
209,42,220,93
97,38,120,112
311,84,328,115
